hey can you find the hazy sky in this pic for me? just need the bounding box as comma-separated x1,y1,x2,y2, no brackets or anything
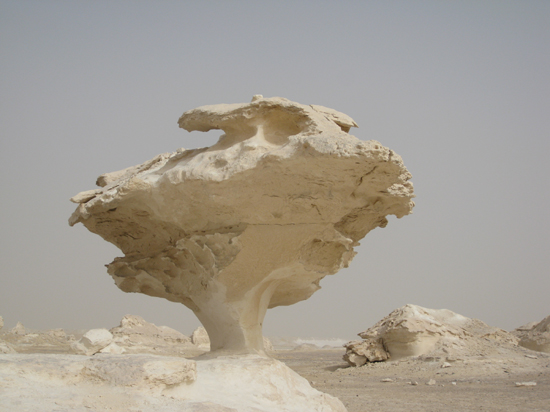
1,1,548,340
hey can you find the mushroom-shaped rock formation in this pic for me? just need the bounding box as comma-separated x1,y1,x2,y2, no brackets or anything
69,96,414,355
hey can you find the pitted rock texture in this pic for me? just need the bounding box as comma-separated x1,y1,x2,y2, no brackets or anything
69,96,414,354
0,354,345,412
109,315,194,356
344,304,520,366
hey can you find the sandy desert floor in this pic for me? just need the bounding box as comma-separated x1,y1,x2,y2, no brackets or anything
2,316,549,412
275,348,550,412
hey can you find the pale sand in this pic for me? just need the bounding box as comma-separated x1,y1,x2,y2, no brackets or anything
275,348,550,412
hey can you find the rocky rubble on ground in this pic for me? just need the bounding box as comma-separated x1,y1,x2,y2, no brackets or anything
344,304,521,366
0,321,76,354
514,315,550,353
108,315,202,356
0,315,210,357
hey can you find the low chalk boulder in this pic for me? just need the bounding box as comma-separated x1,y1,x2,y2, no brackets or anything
71,328,113,355
11,322,26,335
191,326,211,350
109,315,192,355
99,342,126,354
345,304,519,366
515,315,550,353
343,339,389,366
0,316,3,331
165,354,346,412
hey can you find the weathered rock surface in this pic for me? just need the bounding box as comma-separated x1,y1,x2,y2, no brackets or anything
71,328,113,356
0,353,345,412
344,304,520,365
190,325,273,352
191,326,211,350
11,321,26,335
69,96,414,355
0,316,3,331
109,315,196,356
514,315,550,353
343,338,389,366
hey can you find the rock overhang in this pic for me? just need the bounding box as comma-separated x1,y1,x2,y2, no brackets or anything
69,96,415,354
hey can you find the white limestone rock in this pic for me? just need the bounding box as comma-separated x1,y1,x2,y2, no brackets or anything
343,338,389,366
69,96,415,355
0,316,3,331
81,354,196,395
11,321,26,335
0,340,17,354
165,354,347,412
191,326,211,350
98,342,126,354
345,304,519,365
109,314,193,355
71,328,113,356
514,315,550,353
0,353,344,412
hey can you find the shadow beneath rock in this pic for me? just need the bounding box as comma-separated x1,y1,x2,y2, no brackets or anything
324,363,350,372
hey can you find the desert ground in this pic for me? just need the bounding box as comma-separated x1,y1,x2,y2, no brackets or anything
1,312,549,412
276,348,550,412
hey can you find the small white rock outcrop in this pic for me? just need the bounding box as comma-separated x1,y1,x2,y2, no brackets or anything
11,322,26,335
514,315,550,353
71,328,113,356
345,304,519,366
109,315,193,355
191,326,211,350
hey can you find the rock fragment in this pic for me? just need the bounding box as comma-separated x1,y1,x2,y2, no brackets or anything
71,328,113,356
109,315,194,356
515,381,536,387
191,326,211,350
514,315,550,353
344,339,389,366
11,322,26,335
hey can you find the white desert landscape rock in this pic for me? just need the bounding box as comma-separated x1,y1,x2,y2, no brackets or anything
108,314,201,356
71,328,114,356
62,96,414,411
514,315,550,353
4,96,547,411
68,95,414,355
344,304,521,366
